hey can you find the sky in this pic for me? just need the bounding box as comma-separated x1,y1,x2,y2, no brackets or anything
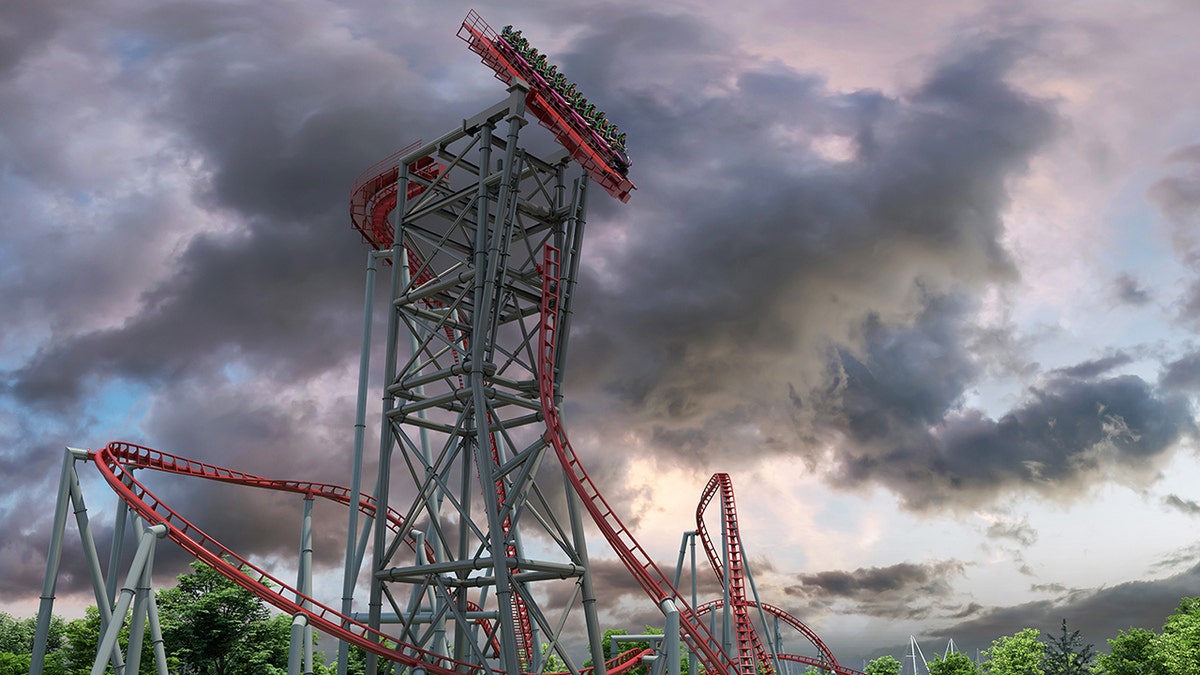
3,0,1200,668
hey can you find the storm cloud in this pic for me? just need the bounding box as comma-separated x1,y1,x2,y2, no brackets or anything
2,3,1200,669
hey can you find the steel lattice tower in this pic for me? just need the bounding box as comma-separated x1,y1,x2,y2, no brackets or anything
345,75,610,674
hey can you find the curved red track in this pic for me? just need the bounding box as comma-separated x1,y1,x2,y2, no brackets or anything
88,242,856,675
693,474,863,675
91,442,650,675
89,36,850,667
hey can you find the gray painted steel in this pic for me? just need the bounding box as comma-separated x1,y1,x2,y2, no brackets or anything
351,83,609,675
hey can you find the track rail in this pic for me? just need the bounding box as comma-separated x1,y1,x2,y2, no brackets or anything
457,10,635,203
696,474,775,675
91,441,650,675
538,246,739,675
694,601,861,675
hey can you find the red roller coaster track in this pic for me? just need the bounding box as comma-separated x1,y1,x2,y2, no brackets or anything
90,441,652,675
73,12,858,674
691,473,864,675
81,180,859,675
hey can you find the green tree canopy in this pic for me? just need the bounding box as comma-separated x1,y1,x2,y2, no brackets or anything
865,654,902,675
982,628,1044,675
1039,620,1094,675
1097,627,1165,675
1154,597,1200,675
927,651,980,675
156,559,289,675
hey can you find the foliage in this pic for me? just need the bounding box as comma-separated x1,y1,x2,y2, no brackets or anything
156,558,291,675
982,628,1044,675
927,651,980,675
1154,597,1200,675
1097,628,1165,675
0,610,66,675
865,654,903,675
1039,620,1094,675
61,604,162,675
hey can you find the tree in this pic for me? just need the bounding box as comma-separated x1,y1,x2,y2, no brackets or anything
865,655,903,675
982,628,1044,675
927,651,980,675
156,559,289,675
61,605,162,675
0,611,67,675
1040,620,1094,675
1153,597,1200,675
1097,628,1165,675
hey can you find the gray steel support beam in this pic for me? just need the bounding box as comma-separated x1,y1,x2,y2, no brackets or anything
365,162,411,675
296,495,315,675
339,248,379,675
90,524,167,675
468,109,520,675
289,614,309,675
664,619,682,675
567,473,608,675
31,449,79,675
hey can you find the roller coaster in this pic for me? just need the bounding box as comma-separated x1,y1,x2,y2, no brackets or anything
32,11,862,675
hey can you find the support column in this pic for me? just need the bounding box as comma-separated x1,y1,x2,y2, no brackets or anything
90,524,167,675
31,448,78,675
340,248,379,675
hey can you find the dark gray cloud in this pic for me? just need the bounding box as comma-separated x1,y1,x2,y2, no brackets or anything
785,561,967,621
986,519,1038,547
1112,273,1152,306
552,14,1133,518
1160,351,1200,391
826,356,1194,510
1162,494,1200,517
1052,353,1132,380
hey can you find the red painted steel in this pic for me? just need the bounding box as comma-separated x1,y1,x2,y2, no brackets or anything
90,441,650,675
695,600,863,675
538,246,739,675
696,474,776,675
350,141,445,249
457,10,635,203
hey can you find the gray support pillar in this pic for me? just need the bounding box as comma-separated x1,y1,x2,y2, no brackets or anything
124,526,155,675
401,248,447,658
289,614,309,675
90,524,167,675
106,493,129,606
31,448,77,675
566,474,607,675
468,117,521,675
340,248,379,675
366,165,410,675
296,495,315,675
660,599,681,675
65,450,127,674
146,579,170,675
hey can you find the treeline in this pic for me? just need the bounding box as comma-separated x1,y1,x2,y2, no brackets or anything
859,597,1200,675
2,560,356,675
6,563,1199,675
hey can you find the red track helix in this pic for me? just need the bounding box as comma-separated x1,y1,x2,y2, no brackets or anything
694,475,863,675
696,474,776,675
90,441,652,675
